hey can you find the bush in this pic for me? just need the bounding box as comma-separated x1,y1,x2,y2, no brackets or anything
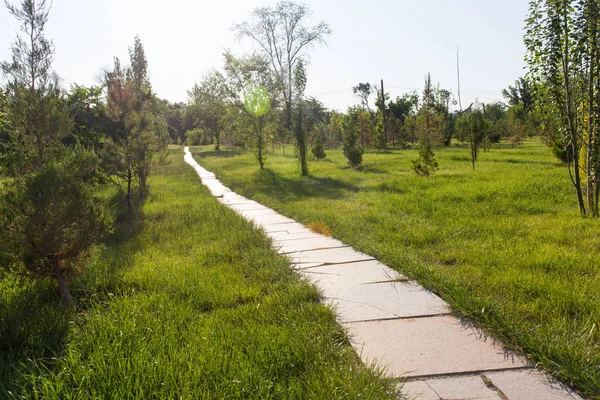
311,135,327,160
185,128,205,146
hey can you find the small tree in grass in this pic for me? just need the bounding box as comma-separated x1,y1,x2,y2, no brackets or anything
0,150,112,305
374,111,387,152
343,113,363,167
311,127,327,160
0,0,112,305
412,73,439,176
244,83,271,169
456,109,489,170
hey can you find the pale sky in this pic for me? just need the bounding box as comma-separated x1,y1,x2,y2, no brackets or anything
0,0,529,112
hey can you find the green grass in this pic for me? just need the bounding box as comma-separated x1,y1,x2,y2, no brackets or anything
192,140,600,399
0,151,398,399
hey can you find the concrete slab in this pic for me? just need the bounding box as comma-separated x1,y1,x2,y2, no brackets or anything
239,208,279,217
289,247,376,266
321,281,449,322
275,236,347,254
486,369,583,400
345,316,528,378
245,213,297,226
228,202,272,212
402,375,502,400
400,380,440,400
219,196,254,205
266,231,324,241
300,260,402,285
262,222,313,234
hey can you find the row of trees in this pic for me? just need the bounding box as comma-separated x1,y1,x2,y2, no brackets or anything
0,0,170,304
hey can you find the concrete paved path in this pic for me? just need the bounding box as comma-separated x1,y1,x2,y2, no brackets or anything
184,148,582,400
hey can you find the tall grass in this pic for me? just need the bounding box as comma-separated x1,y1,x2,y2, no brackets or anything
193,140,600,398
0,151,398,399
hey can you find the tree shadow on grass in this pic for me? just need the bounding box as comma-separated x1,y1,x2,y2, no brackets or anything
250,168,359,203
0,191,149,397
193,149,243,159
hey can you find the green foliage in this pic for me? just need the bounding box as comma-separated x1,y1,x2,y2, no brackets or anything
66,84,110,149
374,111,387,151
185,128,205,146
233,1,331,128
352,82,374,111
0,148,112,304
412,73,440,176
342,112,363,167
456,110,490,169
187,70,231,150
311,128,327,160
411,140,438,176
525,0,600,216
103,53,164,214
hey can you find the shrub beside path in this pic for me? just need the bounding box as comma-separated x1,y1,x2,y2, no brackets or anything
184,147,582,400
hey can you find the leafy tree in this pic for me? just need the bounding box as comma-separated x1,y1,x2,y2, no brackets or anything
502,77,534,112
66,84,111,149
386,113,405,148
388,92,419,124
342,110,363,167
412,74,439,176
328,112,344,149
233,1,331,129
374,111,387,151
223,51,277,167
294,59,309,176
311,125,327,159
483,101,507,143
525,0,600,216
103,57,157,216
356,110,373,149
352,82,374,112
188,70,231,150
456,109,489,170
185,127,205,146
244,83,271,169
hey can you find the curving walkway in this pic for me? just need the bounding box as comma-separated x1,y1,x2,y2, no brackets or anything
184,147,582,400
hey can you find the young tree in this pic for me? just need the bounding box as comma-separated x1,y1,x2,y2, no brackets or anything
233,1,331,129
244,83,271,169
456,109,489,170
343,111,363,167
356,110,373,149
412,74,439,176
374,111,387,151
525,0,600,216
0,0,111,304
0,151,112,305
103,57,156,216
294,59,309,175
223,51,278,167
188,70,231,151
311,125,327,159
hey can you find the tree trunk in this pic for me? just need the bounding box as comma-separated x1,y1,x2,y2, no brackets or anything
127,172,133,217
53,261,73,306
561,0,587,216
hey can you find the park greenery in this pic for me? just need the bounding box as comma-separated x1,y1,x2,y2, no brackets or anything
0,0,599,398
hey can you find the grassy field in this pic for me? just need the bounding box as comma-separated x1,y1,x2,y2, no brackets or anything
0,151,398,399
192,140,600,398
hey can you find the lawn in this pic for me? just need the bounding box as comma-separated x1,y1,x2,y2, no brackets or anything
0,151,398,399
192,140,600,398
